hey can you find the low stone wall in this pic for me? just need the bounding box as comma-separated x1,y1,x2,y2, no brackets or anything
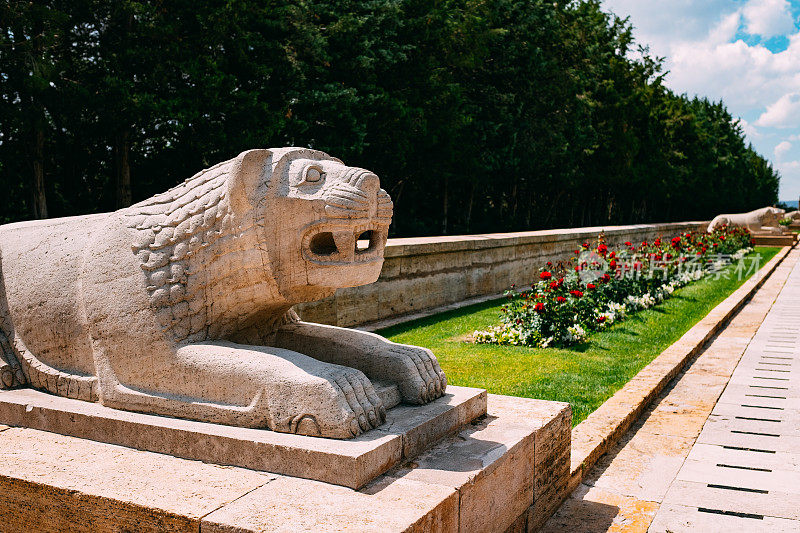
297,221,707,327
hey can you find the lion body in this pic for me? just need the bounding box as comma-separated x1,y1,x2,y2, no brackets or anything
707,206,786,234
0,148,446,438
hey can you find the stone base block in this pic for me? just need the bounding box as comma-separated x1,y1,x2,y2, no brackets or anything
0,386,486,490
0,394,570,532
752,234,796,246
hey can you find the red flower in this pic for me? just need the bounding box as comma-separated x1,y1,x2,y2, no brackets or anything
540,271,552,280
555,296,567,303
624,241,632,246
609,260,617,269
597,244,608,254
587,283,596,290
547,261,553,267
654,238,661,246
534,302,545,313
570,290,583,298
596,316,607,323
550,281,559,289
602,273,611,282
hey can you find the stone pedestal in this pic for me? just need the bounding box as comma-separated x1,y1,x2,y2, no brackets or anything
0,391,570,532
752,233,796,246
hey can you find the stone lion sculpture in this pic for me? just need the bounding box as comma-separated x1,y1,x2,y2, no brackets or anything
0,148,446,439
707,206,786,235
785,210,800,222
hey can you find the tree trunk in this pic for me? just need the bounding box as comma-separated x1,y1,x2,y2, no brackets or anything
32,126,47,219
465,181,475,233
114,129,132,208
441,175,449,235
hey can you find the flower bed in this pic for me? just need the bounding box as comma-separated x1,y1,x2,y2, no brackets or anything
474,226,754,347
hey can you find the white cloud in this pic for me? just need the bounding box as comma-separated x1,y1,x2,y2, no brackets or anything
601,0,800,199
756,92,800,127
738,118,762,139
742,0,796,38
668,26,800,110
775,140,792,159
777,160,800,199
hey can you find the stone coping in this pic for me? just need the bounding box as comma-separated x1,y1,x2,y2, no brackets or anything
382,222,706,257
567,243,795,497
0,385,486,490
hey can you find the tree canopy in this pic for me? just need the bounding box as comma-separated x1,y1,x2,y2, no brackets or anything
0,0,780,235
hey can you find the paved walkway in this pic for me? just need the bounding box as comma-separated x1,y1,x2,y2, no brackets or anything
541,246,800,532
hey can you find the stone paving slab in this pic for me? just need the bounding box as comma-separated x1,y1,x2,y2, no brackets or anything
539,484,658,533
674,459,800,494
686,442,800,471
661,480,800,521
585,431,695,502
650,245,800,531
649,502,800,532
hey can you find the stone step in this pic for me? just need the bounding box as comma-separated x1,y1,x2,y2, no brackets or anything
0,385,486,489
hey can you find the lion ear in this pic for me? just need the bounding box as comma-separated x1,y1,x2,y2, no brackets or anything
227,149,273,211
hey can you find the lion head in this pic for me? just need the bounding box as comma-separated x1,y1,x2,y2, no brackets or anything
759,206,784,227
124,148,393,342
227,148,393,296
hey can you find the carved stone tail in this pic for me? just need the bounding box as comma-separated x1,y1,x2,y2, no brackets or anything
0,328,24,389
0,249,97,399
1,330,98,401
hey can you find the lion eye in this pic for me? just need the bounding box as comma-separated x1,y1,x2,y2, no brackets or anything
304,166,324,183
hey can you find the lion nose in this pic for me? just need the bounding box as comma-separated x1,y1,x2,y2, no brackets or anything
354,172,380,195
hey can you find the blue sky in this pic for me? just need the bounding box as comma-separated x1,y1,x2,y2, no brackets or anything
601,0,800,203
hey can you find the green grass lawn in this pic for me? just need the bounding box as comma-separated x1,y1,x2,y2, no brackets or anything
379,247,780,426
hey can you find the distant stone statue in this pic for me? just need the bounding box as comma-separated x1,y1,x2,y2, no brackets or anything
0,148,446,439
785,210,800,222
707,206,787,235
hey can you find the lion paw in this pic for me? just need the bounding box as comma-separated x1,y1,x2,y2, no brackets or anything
281,366,385,439
384,345,447,405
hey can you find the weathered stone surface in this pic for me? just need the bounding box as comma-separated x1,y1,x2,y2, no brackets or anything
0,427,273,532
0,385,486,489
201,475,460,533
649,502,800,532
0,147,451,439
384,394,570,533
0,392,571,533
539,484,658,533
708,206,787,234
375,387,487,459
